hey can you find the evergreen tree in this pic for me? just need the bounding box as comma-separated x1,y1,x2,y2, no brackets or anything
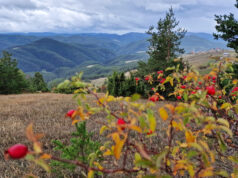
214,0,238,53
137,8,186,76
32,72,48,92
0,51,28,94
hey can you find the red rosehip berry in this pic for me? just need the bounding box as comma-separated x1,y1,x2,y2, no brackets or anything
147,129,153,135
198,81,202,85
212,80,216,84
191,91,196,95
206,86,216,95
135,77,140,81
232,87,238,93
181,85,186,89
218,96,222,99
212,76,216,80
160,78,166,84
177,96,182,100
145,76,150,81
157,70,163,74
5,144,28,159
117,118,126,125
149,95,159,102
195,86,200,90
117,118,126,130
66,109,75,118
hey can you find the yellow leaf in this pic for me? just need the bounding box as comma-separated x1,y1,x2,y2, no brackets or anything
170,78,174,86
40,153,52,160
100,125,108,135
233,79,238,85
128,125,142,133
111,133,127,160
159,107,168,121
72,120,80,125
103,149,112,156
165,104,175,113
199,167,213,177
172,121,182,131
94,162,104,170
220,103,232,110
33,142,42,154
185,131,195,143
87,170,94,178
148,112,156,132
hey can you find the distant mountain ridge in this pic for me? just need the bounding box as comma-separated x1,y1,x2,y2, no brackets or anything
0,32,229,83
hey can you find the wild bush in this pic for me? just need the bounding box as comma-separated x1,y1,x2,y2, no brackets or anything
5,57,238,178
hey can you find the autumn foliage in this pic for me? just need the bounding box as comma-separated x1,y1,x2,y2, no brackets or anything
5,57,238,177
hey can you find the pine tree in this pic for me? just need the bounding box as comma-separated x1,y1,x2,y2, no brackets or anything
0,51,28,94
214,0,238,53
137,8,186,76
32,72,48,92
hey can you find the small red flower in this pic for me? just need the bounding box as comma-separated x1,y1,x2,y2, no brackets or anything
5,144,28,159
191,91,196,95
149,95,159,102
181,85,186,89
218,96,222,99
206,86,216,95
177,96,182,100
66,109,75,118
160,78,166,84
212,80,216,84
212,76,216,80
183,76,187,80
147,129,153,135
198,81,202,85
195,86,200,90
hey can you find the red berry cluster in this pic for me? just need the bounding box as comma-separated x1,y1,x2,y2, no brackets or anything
149,95,159,102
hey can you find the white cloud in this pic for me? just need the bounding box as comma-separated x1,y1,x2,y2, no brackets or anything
0,0,237,33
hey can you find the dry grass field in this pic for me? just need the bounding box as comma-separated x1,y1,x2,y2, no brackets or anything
0,93,169,178
0,93,79,177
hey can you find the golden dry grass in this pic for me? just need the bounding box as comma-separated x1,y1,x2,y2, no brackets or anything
0,93,79,177
0,93,170,178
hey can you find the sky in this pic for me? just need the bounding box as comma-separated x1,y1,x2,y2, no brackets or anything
0,0,237,34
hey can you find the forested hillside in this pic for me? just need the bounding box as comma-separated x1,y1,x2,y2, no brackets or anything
0,32,228,84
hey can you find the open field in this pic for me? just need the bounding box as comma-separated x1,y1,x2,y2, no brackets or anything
0,93,169,177
0,93,78,177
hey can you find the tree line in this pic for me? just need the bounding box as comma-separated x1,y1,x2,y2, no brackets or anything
0,51,48,94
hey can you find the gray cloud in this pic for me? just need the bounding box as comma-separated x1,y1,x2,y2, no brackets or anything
0,0,237,33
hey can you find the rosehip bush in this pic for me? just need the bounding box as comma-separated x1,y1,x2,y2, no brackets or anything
6,58,238,178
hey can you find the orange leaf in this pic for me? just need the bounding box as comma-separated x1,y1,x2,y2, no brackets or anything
185,131,195,143
40,153,52,160
26,123,35,142
159,107,168,121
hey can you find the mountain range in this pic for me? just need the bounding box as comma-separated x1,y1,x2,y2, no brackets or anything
0,32,228,84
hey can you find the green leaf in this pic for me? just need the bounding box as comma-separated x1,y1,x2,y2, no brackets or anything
156,149,168,168
147,109,156,132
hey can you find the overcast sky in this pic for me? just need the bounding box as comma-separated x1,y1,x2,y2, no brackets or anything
0,0,237,34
